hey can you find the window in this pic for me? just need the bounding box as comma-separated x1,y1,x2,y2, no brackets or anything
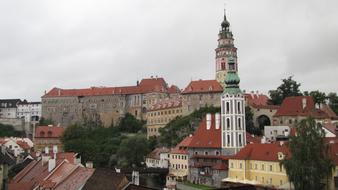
230,162,233,168
226,102,230,113
226,118,230,129
269,165,273,171
239,163,242,169
238,118,241,129
237,102,241,113
289,119,292,124
261,164,265,170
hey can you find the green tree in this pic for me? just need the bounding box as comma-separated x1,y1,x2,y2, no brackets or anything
117,113,145,133
309,90,326,107
269,76,302,105
116,135,150,168
0,124,24,137
327,92,338,115
245,106,261,135
281,118,334,190
38,117,53,126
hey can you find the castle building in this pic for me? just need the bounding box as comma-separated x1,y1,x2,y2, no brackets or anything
215,10,238,87
41,77,178,127
146,98,182,138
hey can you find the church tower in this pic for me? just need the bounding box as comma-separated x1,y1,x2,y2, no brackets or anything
220,55,246,155
215,10,238,87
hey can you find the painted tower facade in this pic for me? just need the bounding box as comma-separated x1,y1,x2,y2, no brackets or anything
215,10,238,87
220,56,246,155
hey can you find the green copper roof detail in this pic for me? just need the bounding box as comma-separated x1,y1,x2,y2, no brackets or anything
223,71,242,95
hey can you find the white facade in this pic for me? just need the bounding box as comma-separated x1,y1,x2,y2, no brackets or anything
17,102,41,123
264,126,290,142
3,139,23,157
0,108,17,119
146,152,169,169
221,93,246,155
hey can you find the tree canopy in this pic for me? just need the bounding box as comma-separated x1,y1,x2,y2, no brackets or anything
281,118,334,190
269,76,302,105
61,113,150,168
327,92,338,115
0,123,24,137
245,106,261,135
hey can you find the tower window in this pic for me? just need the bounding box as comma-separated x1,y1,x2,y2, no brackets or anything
221,62,226,70
226,102,230,114
238,102,241,114
227,118,230,129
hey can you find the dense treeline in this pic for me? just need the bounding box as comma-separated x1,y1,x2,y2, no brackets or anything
0,123,25,137
61,113,151,168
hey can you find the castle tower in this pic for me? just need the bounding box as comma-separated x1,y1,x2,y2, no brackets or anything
215,10,238,87
221,56,246,155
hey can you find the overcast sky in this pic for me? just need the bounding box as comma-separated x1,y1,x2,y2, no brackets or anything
0,0,337,101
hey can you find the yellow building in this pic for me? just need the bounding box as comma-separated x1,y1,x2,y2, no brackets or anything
146,98,182,138
225,143,291,189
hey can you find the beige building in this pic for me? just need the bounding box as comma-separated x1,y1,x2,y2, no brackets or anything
146,98,182,138
34,125,64,153
181,80,223,116
225,143,291,189
42,77,180,127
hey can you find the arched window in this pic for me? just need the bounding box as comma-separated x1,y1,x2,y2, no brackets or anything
238,102,241,114
221,62,226,70
47,131,52,137
238,118,241,129
226,102,230,114
227,118,230,129
40,131,45,137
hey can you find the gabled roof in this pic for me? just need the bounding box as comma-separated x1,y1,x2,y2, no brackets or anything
232,143,290,162
170,135,193,154
321,104,338,120
274,96,329,119
323,122,338,136
42,77,172,98
146,147,170,160
246,133,262,144
35,126,64,138
82,168,129,190
168,85,181,94
188,114,222,149
148,98,182,111
16,140,31,150
182,80,223,94
245,93,269,106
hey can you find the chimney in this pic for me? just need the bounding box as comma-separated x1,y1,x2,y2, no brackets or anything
302,98,307,109
48,158,56,172
86,161,93,168
132,171,140,186
48,124,53,127
215,113,220,129
261,136,266,144
136,80,139,86
206,113,211,130
53,145,58,154
279,141,284,146
58,89,61,96
45,146,49,154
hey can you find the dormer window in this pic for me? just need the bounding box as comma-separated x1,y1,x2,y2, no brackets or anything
278,152,285,160
47,131,52,137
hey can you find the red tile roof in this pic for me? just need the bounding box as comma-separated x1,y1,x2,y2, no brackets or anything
43,78,171,98
321,104,338,119
232,143,290,162
274,96,329,119
246,133,262,144
168,85,181,94
188,114,222,148
8,182,35,190
54,167,94,190
148,98,182,111
56,152,78,164
35,126,64,138
245,93,269,106
182,80,223,94
16,140,31,150
170,135,193,154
